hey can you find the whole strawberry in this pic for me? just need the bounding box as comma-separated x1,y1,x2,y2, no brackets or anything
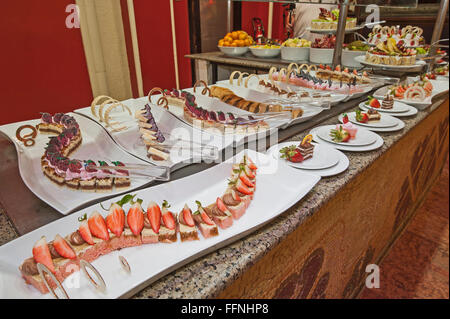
280,145,304,163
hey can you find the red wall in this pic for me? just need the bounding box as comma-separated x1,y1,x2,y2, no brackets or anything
0,1,93,125
133,0,192,93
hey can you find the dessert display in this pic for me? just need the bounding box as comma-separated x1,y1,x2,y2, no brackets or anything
208,85,304,119
388,77,433,101
367,25,425,48
218,30,253,48
282,38,311,48
90,95,133,132
19,155,258,295
425,65,449,79
268,63,371,94
149,87,271,134
37,112,130,192
135,104,169,161
310,8,357,30
365,38,417,66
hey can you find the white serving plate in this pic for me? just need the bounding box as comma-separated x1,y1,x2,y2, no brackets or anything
0,149,320,299
338,113,405,132
249,47,281,58
310,125,384,152
344,112,399,128
316,125,377,146
358,100,409,113
355,56,426,72
269,142,339,170
75,98,235,170
0,113,155,215
211,82,325,128
218,46,249,56
359,102,418,118
267,143,349,177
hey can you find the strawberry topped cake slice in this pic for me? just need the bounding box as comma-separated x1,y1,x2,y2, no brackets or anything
178,204,199,242
112,161,131,190
192,201,219,239
159,200,178,243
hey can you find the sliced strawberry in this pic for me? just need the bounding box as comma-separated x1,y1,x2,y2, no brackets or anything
243,165,255,179
162,206,176,230
216,197,229,213
236,179,253,195
126,203,144,235
32,236,55,273
88,211,110,241
239,171,255,188
147,201,161,234
182,204,195,227
231,189,241,202
246,157,257,171
79,220,94,245
335,65,341,72
199,207,215,225
341,131,351,142
53,234,76,259
106,203,125,237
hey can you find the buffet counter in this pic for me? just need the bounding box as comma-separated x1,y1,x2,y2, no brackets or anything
0,93,448,298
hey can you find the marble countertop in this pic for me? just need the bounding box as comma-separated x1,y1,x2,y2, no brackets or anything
1,93,446,298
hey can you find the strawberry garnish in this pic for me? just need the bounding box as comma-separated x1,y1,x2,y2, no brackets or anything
161,200,176,230
235,179,253,195
78,219,94,245
88,211,110,241
342,113,349,124
239,171,254,188
32,236,55,273
216,197,228,213
280,145,304,163
127,202,144,235
246,157,258,171
147,201,161,234
355,110,369,123
242,164,255,179
53,234,76,259
367,96,380,108
182,204,195,227
330,126,350,143
231,189,241,202
106,203,125,237
194,201,215,226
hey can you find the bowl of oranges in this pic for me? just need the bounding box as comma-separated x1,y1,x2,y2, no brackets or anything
218,31,253,56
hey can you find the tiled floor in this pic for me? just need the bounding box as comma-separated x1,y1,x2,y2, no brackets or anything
359,156,449,299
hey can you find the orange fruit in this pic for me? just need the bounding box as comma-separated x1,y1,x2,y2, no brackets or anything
244,39,251,46
226,33,232,39
224,36,233,43
239,33,247,41
231,32,239,40
230,42,237,47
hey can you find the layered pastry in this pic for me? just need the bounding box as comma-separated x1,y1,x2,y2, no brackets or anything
310,8,357,30
365,38,417,66
20,155,258,295
298,134,314,160
367,109,381,122
269,63,371,95
38,113,130,192
382,94,394,109
135,104,169,161
388,78,433,101
367,25,425,48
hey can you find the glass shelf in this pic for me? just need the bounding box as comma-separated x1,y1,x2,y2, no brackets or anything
227,0,418,8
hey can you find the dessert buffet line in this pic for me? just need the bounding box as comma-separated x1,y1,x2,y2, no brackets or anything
0,61,448,299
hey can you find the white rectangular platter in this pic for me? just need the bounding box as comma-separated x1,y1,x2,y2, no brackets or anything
0,149,321,299
0,113,155,215
75,97,238,170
